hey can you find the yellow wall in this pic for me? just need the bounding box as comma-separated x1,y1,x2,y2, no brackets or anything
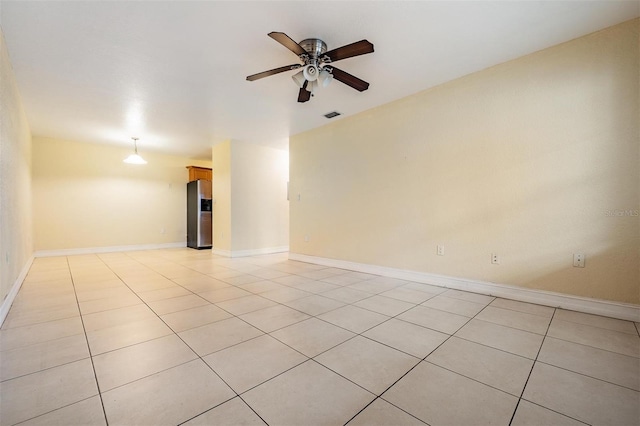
213,140,289,254
32,137,211,251
230,141,289,252
290,19,639,304
1,30,33,302
212,141,232,251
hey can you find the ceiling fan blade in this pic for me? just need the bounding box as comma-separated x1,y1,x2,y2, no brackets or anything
324,40,374,63
246,64,301,81
329,67,369,92
298,80,311,103
268,32,307,56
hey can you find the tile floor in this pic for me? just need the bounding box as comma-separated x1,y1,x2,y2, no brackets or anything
0,249,638,425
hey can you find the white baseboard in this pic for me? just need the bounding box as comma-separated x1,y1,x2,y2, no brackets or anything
213,246,289,258
0,256,34,327
34,242,186,257
289,253,640,322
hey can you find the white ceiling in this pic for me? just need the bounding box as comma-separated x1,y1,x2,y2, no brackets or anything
2,1,638,159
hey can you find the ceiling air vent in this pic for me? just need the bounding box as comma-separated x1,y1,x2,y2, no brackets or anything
324,111,341,119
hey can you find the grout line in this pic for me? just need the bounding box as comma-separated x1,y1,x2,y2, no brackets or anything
508,308,558,426
66,256,110,426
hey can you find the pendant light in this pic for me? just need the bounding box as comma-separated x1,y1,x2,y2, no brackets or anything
123,137,147,164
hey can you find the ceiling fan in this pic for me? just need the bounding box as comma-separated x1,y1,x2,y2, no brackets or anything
246,32,374,103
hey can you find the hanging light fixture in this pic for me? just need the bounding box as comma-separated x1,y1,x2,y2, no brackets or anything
123,137,147,164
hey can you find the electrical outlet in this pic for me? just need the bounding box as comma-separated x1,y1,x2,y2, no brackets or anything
304,235,309,242
160,228,166,234
297,194,301,201
573,253,585,268
437,245,445,256
491,253,500,264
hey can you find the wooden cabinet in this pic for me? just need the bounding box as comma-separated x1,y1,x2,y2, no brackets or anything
186,166,212,182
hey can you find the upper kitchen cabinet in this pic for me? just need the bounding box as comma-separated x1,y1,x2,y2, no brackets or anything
186,166,212,182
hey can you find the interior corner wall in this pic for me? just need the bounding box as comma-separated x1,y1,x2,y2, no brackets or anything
0,29,33,307
229,141,289,253
290,19,639,304
212,141,232,252
32,137,212,252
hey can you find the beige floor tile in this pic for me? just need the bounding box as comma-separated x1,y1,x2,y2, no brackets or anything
400,282,446,295
79,294,142,315
454,318,544,359
147,294,210,315
274,274,319,286
367,277,409,288
379,287,434,304
0,359,99,425
476,306,551,334
0,316,84,351
86,317,173,355
0,334,89,381
347,280,405,294
75,286,134,302
316,336,419,394
420,294,487,317
93,334,197,391
299,269,346,280
259,287,312,303
511,400,586,426
102,359,235,425
11,292,77,312
383,362,517,425
322,287,372,304
136,286,192,302
248,268,290,280
427,337,533,396
319,305,389,333
82,304,157,332
123,277,177,293
2,304,80,329
173,275,231,293
237,280,289,294
352,295,414,317
363,318,448,358
348,398,425,425
199,286,252,303
489,298,555,318
523,362,640,425
182,397,265,425
179,317,264,356
204,334,307,393
161,304,232,332
548,319,640,357
554,309,638,334
271,318,355,357
538,336,640,390
319,273,365,286
17,396,106,426
441,289,495,304
288,279,342,294
242,360,375,425
283,294,345,316
239,305,310,333
222,274,264,286
397,305,469,334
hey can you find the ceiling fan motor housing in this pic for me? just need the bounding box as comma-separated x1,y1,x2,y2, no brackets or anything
299,38,327,59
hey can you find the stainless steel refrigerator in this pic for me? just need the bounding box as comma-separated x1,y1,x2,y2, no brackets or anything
187,180,212,249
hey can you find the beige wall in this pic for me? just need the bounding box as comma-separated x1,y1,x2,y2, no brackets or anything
213,140,289,254
1,30,33,302
290,19,639,304
230,141,289,252
212,141,232,251
32,137,211,251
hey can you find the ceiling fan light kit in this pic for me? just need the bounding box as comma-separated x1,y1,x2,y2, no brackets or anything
246,32,374,103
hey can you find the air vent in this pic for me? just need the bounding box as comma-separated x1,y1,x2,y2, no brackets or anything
324,111,341,119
